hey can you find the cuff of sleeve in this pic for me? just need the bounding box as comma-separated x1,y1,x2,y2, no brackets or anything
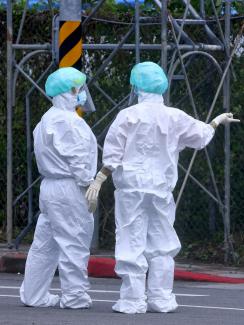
96,171,108,183
102,163,119,172
209,121,218,129
76,178,94,187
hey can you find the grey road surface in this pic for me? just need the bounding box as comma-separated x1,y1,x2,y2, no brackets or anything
0,273,243,325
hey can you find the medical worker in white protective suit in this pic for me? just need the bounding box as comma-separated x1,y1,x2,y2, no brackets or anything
86,61,240,314
20,67,97,309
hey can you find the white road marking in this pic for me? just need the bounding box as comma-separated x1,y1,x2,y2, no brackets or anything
93,299,116,303
0,294,243,311
175,293,210,297
0,286,208,297
89,290,119,293
179,304,244,311
0,286,21,290
0,294,116,303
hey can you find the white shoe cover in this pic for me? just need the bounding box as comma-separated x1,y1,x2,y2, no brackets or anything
49,294,60,307
112,299,147,314
147,298,178,313
60,292,92,309
22,293,60,308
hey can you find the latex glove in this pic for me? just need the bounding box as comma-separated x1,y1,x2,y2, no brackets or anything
85,171,107,213
210,113,240,129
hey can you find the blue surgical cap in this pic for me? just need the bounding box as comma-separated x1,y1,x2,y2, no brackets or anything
45,67,86,97
130,61,168,95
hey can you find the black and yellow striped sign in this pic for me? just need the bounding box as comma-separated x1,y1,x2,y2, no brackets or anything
59,21,82,70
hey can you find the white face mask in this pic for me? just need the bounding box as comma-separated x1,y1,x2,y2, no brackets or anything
77,90,87,106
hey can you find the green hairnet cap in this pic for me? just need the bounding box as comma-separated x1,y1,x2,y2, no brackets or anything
130,61,168,94
45,67,86,97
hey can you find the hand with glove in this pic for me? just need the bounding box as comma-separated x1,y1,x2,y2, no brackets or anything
85,170,109,213
210,113,240,129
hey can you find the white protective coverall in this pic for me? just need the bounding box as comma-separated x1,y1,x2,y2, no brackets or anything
20,94,97,308
102,91,215,313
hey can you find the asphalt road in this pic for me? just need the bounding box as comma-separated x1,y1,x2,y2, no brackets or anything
0,273,244,325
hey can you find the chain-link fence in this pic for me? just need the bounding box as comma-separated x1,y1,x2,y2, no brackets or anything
1,0,244,264
0,7,7,241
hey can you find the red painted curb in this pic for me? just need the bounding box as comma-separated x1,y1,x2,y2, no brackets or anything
88,257,244,284
1,254,244,284
88,256,117,278
174,268,244,284
0,253,26,273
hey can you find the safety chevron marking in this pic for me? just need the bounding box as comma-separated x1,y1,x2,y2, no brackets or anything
59,21,82,70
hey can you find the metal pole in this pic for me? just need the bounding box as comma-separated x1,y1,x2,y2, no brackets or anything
16,0,28,44
60,0,81,21
200,0,205,18
25,96,33,225
6,0,13,245
128,0,140,108
59,0,82,70
223,0,232,263
135,0,140,64
161,0,167,71
82,43,223,51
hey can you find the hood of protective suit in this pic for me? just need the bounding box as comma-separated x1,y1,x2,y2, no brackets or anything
52,92,78,112
138,91,164,104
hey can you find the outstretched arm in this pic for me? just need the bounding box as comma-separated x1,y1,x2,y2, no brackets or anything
178,111,240,151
